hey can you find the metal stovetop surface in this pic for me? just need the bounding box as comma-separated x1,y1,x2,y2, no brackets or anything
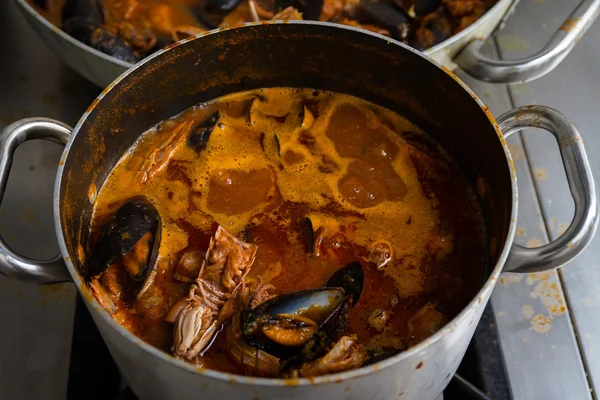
0,0,598,399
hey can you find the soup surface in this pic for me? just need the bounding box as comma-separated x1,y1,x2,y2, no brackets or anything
86,88,486,377
31,0,498,63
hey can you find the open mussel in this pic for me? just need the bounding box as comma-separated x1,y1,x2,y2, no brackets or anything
244,288,351,361
86,196,161,298
243,262,364,364
62,0,143,63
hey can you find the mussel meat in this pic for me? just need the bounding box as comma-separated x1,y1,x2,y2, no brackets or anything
243,262,364,364
187,111,219,154
85,196,161,298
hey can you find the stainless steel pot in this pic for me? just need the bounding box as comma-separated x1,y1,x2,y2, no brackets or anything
0,22,597,400
14,0,600,87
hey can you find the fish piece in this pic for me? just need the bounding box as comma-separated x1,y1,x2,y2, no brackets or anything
298,335,367,376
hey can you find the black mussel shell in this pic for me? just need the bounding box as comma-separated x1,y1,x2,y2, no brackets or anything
187,111,219,154
63,17,142,63
326,262,364,305
85,196,160,283
303,217,315,255
425,16,451,45
244,288,349,360
355,1,411,40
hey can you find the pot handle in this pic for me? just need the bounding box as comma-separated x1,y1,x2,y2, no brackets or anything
0,118,73,284
454,0,600,84
498,106,598,273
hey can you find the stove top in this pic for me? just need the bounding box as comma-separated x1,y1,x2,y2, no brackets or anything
66,296,511,400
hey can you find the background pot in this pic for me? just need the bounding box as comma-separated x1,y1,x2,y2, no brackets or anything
14,0,600,87
0,23,596,400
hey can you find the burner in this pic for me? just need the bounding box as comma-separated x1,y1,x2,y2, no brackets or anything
66,297,510,400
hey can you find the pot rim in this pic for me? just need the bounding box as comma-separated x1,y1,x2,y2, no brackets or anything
54,21,518,387
16,0,514,69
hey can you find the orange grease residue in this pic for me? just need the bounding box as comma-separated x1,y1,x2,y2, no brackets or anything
530,314,552,334
522,272,566,334
522,305,534,319
533,168,548,181
507,144,522,162
527,238,544,248
498,274,522,286
560,17,582,33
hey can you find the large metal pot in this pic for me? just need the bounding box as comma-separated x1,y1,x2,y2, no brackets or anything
14,0,600,87
0,23,596,400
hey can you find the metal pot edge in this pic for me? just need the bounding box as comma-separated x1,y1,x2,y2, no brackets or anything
50,21,520,388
